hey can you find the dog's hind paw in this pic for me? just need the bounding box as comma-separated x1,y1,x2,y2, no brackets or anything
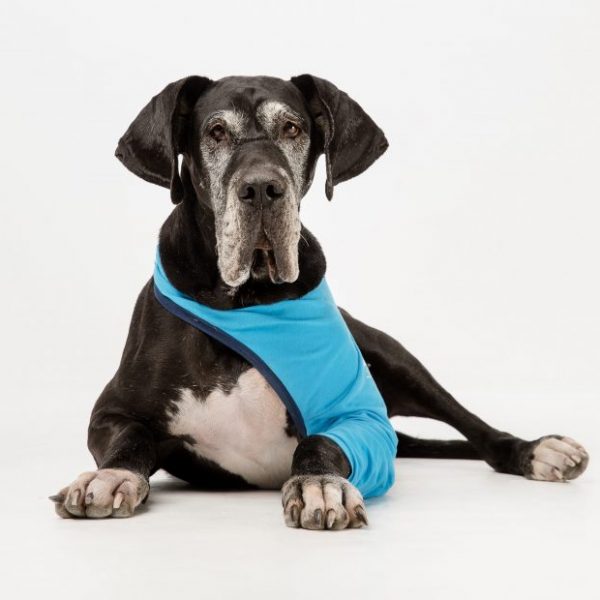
281,474,367,530
50,469,149,518
525,435,589,482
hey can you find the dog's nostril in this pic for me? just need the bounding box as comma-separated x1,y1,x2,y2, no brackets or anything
265,182,285,200
238,184,256,204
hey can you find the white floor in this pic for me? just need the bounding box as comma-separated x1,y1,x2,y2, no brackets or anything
3,429,597,600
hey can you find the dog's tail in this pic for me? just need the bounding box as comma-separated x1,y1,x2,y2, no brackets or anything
395,431,480,459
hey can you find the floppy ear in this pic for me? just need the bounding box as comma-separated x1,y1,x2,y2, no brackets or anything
291,74,388,200
115,76,212,204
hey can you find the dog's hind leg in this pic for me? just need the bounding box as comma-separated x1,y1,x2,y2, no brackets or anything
395,432,478,459
341,308,589,481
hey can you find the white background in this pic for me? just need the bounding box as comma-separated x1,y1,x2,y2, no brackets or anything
1,1,598,598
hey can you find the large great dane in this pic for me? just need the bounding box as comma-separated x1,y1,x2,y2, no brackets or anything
51,75,589,529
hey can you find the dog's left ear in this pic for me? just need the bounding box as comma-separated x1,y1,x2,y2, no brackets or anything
115,76,213,204
291,74,388,200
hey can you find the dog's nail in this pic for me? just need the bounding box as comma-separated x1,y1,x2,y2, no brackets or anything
564,438,586,453
355,506,368,526
566,458,576,468
553,469,564,481
313,509,323,528
290,504,300,525
49,494,64,503
571,454,581,464
113,492,124,510
71,489,81,506
326,509,336,529
85,492,94,505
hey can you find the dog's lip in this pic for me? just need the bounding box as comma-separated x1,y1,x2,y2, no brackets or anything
251,231,286,283
266,250,283,284
255,232,273,251
251,246,283,284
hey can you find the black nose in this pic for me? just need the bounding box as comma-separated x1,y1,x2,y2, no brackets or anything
237,179,286,207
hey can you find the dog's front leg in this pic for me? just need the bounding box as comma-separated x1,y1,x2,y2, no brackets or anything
281,436,368,530
50,416,156,519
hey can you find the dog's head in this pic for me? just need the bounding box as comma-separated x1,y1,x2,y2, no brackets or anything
116,75,387,287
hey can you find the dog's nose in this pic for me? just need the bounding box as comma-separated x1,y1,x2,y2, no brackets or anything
237,179,286,207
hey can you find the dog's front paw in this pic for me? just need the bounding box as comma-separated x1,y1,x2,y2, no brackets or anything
525,435,589,482
50,469,149,518
281,474,367,530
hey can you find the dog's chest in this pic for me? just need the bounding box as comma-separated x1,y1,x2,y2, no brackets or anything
167,368,298,489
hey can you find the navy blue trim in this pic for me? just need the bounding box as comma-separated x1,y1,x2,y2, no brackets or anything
153,284,308,438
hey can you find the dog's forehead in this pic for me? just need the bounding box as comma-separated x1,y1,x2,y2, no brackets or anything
194,76,307,120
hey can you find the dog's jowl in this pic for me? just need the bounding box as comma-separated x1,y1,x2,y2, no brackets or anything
51,75,589,529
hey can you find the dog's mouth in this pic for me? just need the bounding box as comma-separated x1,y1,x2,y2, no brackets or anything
216,192,301,287
251,234,282,284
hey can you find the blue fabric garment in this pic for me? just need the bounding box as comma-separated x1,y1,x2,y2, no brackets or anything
153,250,397,498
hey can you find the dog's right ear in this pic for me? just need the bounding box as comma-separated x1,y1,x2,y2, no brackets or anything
115,76,212,204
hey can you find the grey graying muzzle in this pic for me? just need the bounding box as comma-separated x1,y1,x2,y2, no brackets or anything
215,165,301,287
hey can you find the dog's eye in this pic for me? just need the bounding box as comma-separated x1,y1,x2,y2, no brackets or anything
209,124,227,142
282,121,301,139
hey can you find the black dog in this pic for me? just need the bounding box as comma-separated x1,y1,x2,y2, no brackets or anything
51,75,589,529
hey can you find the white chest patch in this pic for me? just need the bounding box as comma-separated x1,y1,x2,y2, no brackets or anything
167,369,298,489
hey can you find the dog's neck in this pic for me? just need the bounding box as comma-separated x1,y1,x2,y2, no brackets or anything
158,196,326,309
